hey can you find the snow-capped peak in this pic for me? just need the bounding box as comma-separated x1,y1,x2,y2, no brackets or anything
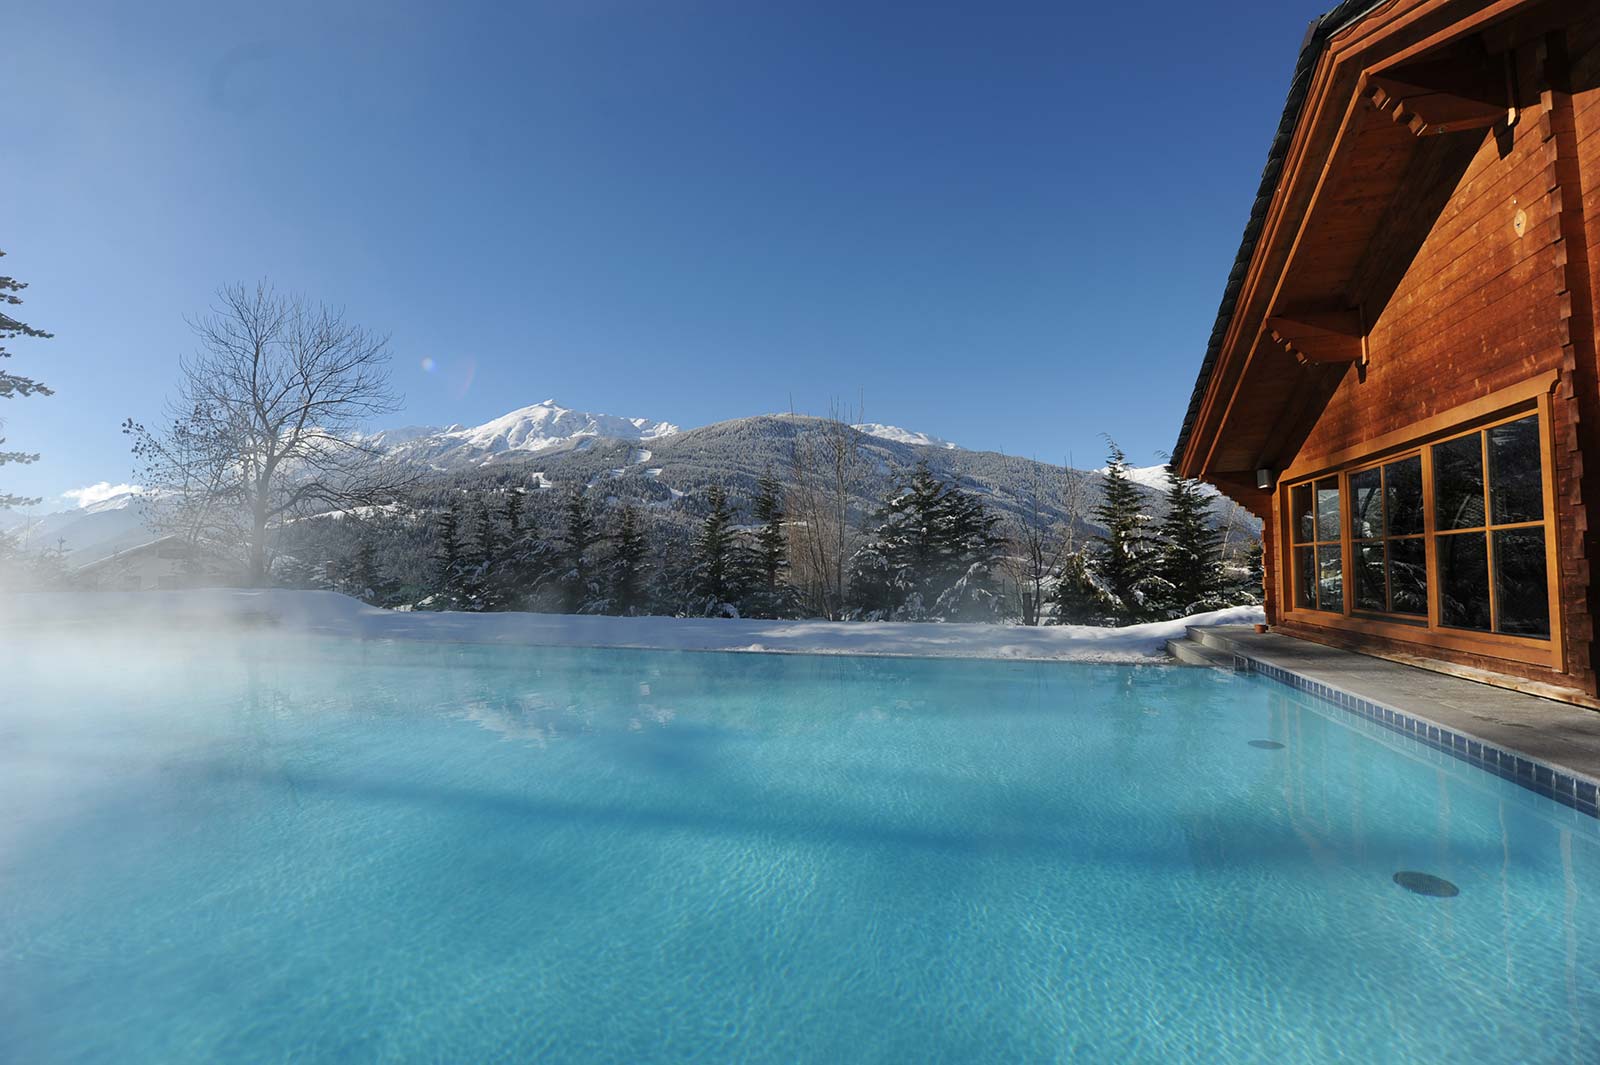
853,423,960,450
374,400,681,470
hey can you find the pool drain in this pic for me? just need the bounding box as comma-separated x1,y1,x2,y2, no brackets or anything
1247,739,1285,749
1393,871,1459,897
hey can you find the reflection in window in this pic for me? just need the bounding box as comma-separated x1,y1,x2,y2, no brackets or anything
1347,455,1426,618
1285,410,1551,643
1494,528,1549,636
1430,414,1549,638
1315,478,1341,541
1290,476,1342,611
1437,532,1490,631
1385,455,1424,536
1434,434,1485,530
1488,416,1543,524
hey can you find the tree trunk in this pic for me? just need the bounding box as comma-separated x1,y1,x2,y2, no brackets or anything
249,498,269,587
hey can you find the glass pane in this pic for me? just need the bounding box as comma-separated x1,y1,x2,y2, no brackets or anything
1350,467,1382,540
1437,531,1490,631
1494,528,1550,637
1317,544,1343,611
1433,433,1485,530
1384,455,1424,536
1388,538,1427,616
1488,415,1543,525
1315,478,1341,542
1291,484,1314,544
1294,547,1316,610
1353,541,1385,611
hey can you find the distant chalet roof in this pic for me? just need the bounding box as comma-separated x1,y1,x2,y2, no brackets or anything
1171,1,1387,468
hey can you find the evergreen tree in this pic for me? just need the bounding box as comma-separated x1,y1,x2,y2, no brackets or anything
558,488,603,613
688,485,740,615
608,504,650,615
747,471,797,617
504,488,524,537
1052,547,1110,625
852,462,1005,620
499,489,552,608
1092,440,1160,623
458,500,503,611
429,500,463,608
1,251,54,508
348,536,382,604
930,487,1007,621
1225,539,1266,606
1153,467,1224,617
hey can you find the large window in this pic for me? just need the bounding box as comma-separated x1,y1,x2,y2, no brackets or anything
1432,414,1549,637
1349,454,1426,617
1290,477,1342,611
1282,405,1556,656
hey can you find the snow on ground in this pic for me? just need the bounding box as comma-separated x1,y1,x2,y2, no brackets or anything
0,590,1263,663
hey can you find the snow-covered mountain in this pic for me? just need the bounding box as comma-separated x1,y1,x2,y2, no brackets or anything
368,400,681,470
2,490,154,565
1097,463,1220,497
852,423,959,450
361,400,980,471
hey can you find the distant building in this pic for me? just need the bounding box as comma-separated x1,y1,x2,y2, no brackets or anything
73,536,240,591
1174,1,1600,702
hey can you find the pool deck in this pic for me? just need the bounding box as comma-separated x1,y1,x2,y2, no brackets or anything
1189,625,1600,817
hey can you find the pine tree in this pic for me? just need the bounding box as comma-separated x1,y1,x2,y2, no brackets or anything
1052,547,1110,625
1,252,54,508
934,490,1006,621
348,537,382,604
429,500,463,608
458,500,504,611
558,488,602,613
852,462,1005,620
499,488,551,608
608,504,650,615
504,488,524,537
1153,467,1223,618
1092,440,1160,623
688,485,740,615
748,471,796,617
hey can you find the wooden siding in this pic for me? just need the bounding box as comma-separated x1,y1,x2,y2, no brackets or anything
1262,17,1600,697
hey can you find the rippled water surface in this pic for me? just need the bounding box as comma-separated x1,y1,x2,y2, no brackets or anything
3,633,1597,1063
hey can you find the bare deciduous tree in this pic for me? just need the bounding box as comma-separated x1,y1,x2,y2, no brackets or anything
126,283,412,585
1001,455,1091,625
785,397,868,619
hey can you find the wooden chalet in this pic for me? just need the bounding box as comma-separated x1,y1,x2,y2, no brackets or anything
1173,0,1600,703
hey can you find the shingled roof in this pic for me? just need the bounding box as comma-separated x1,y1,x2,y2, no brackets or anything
1170,1,1386,468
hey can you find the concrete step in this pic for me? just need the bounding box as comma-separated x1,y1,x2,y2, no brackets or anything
1187,625,1245,653
1166,637,1238,669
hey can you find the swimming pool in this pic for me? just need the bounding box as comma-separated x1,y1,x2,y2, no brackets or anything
3,633,1595,1063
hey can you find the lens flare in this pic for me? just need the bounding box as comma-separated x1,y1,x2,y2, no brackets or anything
419,357,436,372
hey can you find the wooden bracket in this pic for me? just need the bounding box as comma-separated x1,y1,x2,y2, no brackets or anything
1266,310,1366,365
1367,61,1507,137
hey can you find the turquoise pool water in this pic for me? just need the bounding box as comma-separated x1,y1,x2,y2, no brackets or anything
2,633,1596,1063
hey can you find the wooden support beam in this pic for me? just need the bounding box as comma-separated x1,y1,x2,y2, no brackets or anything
1266,311,1366,365
1367,73,1505,137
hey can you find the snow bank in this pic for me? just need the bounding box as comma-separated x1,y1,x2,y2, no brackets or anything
0,590,1263,663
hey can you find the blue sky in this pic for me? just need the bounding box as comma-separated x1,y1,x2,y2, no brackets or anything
7,0,1324,509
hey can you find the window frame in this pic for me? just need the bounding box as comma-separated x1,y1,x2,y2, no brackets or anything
1288,477,1346,614
1345,452,1427,620
1274,384,1563,671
